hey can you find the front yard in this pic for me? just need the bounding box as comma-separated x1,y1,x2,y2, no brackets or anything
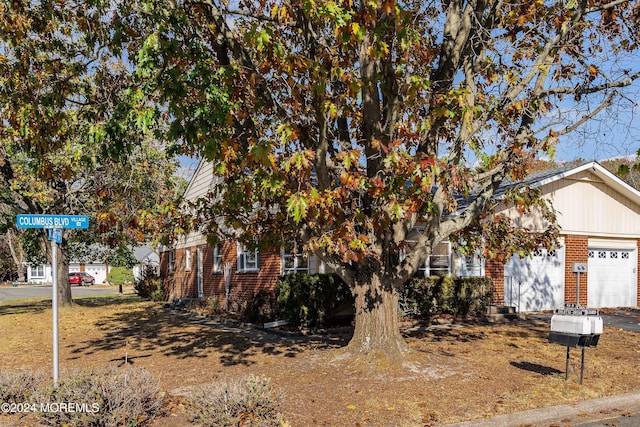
1,295,639,426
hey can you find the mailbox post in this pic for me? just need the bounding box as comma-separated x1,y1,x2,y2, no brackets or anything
548,262,602,384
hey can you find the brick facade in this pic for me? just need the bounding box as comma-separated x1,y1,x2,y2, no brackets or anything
563,234,589,306
485,258,505,304
162,241,281,306
161,234,640,310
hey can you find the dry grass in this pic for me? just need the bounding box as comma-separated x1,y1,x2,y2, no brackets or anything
1,295,639,426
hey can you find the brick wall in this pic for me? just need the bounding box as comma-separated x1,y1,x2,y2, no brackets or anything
563,234,588,306
161,241,282,305
485,259,504,304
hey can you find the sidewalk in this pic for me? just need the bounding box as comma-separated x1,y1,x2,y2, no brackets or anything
444,391,640,427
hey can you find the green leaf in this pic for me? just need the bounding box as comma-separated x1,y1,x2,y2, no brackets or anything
286,194,309,222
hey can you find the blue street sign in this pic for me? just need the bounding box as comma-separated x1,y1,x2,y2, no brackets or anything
16,214,90,229
47,228,62,243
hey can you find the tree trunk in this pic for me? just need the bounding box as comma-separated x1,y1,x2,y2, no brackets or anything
56,241,72,306
344,272,410,359
7,230,26,282
42,231,73,306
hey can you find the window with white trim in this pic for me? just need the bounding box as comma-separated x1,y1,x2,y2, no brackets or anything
237,243,259,272
282,243,309,274
212,245,223,273
185,249,192,271
30,265,45,278
168,250,175,274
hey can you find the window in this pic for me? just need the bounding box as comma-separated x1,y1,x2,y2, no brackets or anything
212,245,223,273
400,241,451,278
168,250,175,274
185,249,192,271
237,243,259,272
30,265,45,278
282,243,309,274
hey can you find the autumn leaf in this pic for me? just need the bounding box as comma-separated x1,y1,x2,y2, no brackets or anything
286,194,309,222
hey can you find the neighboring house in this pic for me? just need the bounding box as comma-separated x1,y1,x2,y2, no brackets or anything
160,161,640,312
133,246,160,281
26,244,158,285
27,261,109,285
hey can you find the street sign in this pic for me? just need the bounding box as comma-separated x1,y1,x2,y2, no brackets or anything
47,228,62,244
15,214,89,385
16,214,89,229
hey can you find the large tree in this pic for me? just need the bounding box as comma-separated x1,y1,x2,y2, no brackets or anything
119,0,640,359
0,1,182,304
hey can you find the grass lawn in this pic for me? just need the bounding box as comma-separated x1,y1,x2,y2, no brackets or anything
1,295,639,426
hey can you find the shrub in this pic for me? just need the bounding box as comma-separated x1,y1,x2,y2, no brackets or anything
452,277,494,316
400,276,493,318
275,274,354,328
32,366,164,427
107,266,134,286
0,369,47,409
134,266,164,300
187,375,284,427
227,289,278,323
243,290,278,323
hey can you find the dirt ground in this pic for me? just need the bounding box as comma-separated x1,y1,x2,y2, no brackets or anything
1,295,639,426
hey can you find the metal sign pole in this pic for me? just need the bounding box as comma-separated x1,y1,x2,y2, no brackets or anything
16,215,89,386
51,235,59,384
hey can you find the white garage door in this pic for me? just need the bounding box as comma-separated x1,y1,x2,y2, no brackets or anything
504,246,565,312
85,265,107,285
587,246,637,308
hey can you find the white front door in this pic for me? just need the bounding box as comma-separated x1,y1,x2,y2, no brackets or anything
587,246,637,308
504,245,565,312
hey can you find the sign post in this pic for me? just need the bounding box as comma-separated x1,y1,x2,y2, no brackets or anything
16,214,89,384
572,262,588,306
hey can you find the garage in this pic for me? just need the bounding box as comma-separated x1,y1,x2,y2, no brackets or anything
504,244,565,312
587,239,638,308
85,265,107,285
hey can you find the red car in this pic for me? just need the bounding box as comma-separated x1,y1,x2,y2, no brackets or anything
68,272,95,286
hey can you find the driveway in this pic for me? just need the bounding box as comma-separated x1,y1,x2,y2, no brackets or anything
0,285,126,301
600,308,640,333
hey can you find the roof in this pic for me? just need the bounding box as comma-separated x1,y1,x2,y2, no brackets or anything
453,161,640,214
499,161,640,200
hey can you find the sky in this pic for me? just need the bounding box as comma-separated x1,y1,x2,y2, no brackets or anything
552,96,639,163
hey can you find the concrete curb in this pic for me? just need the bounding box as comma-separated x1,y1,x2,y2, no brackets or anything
443,392,640,427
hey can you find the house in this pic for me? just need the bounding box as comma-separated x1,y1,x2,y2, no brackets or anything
160,161,640,312
27,245,159,285
26,260,109,285
487,161,640,311
133,246,160,281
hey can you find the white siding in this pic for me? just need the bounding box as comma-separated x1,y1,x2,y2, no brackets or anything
496,168,640,238
175,161,220,249
541,170,640,238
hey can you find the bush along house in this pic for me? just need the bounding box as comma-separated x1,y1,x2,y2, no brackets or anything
160,160,640,313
